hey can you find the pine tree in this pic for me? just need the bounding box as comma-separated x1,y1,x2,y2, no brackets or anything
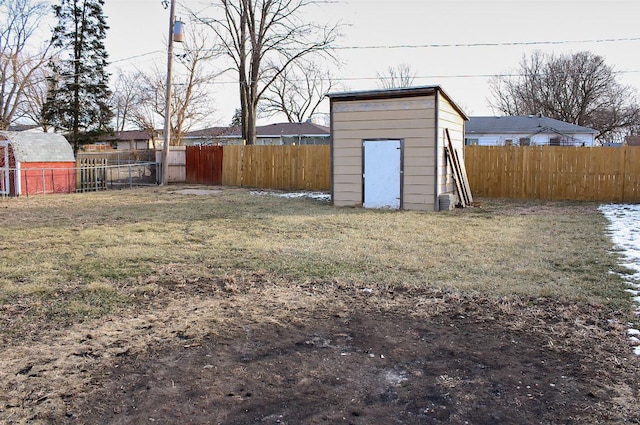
229,108,242,128
42,0,112,154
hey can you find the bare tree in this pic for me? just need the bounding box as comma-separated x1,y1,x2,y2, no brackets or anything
111,68,140,132
260,59,336,123
488,51,640,143
18,62,51,129
0,0,51,129
126,70,161,148
194,0,339,144
376,64,416,89
121,26,221,146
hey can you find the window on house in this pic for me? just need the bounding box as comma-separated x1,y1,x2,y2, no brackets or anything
519,137,531,146
550,137,560,146
504,139,513,146
465,138,478,146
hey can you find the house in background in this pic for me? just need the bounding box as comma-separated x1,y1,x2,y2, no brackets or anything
8,124,45,132
98,129,161,150
181,126,239,145
625,135,640,146
183,122,330,146
466,115,598,147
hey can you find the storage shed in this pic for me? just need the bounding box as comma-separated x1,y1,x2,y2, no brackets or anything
328,86,469,211
0,131,75,196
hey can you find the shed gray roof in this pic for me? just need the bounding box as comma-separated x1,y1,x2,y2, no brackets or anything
466,116,598,135
0,131,75,162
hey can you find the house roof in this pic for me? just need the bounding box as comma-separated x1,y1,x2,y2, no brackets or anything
8,124,42,132
327,85,468,120
625,135,640,146
254,122,330,136
185,126,240,138
101,129,160,141
185,122,330,139
0,131,75,162
466,116,598,136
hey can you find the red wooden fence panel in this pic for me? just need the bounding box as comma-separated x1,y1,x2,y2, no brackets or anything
185,146,223,185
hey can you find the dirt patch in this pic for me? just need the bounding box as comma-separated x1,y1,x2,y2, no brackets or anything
76,313,621,425
3,279,638,424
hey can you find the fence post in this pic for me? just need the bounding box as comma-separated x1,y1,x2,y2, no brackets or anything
621,145,628,203
94,159,99,191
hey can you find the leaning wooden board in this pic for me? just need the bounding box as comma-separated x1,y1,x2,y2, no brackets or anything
445,129,472,207
445,143,467,207
454,146,473,204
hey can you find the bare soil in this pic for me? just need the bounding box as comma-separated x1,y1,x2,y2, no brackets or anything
3,277,639,425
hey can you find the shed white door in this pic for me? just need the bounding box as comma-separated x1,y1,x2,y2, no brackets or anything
363,140,401,209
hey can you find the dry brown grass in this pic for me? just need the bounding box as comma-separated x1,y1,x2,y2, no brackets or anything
0,186,632,344
2,186,640,424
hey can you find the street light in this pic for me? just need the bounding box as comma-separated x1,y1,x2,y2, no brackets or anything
160,0,183,185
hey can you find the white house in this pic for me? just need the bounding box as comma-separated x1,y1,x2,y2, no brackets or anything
465,115,599,147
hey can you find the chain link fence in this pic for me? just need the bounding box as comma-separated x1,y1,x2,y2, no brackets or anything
1,152,158,197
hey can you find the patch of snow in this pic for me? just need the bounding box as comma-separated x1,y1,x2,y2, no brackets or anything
384,370,408,386
250,190,330,201
599,204,640,356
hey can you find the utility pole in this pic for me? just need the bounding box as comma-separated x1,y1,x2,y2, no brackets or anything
160,0,180,185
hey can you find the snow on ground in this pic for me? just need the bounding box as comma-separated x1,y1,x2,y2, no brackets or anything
249,190,331,201
599,204,640,356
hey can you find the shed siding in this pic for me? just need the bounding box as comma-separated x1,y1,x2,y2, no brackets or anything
19,162,76,195
333,98,435,113
331,96,437,209
437,96,466,200
330,86,467,211
332,111,434,127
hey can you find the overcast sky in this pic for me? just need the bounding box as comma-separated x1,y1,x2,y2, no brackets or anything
101,0,640,126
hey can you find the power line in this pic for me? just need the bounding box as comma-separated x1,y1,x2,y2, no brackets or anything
192,69,640,86
331,37,640,50
110,50,164,64
107,36,640,66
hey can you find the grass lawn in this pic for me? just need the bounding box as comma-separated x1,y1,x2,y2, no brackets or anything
0,186,638,424
0,186,631,338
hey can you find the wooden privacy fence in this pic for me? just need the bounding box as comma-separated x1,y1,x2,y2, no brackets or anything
193,145,330,191
186,146,223,185
465,146,640,203
155,147,186,183
166,145,330,190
